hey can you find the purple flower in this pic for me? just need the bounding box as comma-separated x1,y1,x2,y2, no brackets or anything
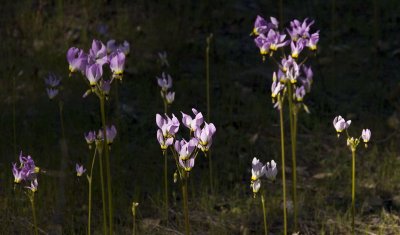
251,157,266,181
157,72,173,91
44,73,62,88
109,51,126,79
76,164,86,177
25,179,38,192
157,129,173,150
156,113,180,137
307,31,319,51
181,108,204,132
361,129,371,143
89,39,108,65
252,15,278,36
85,63,103,86
287,18,314,41
105,125,117,144
271,78,284,98
67,47,88,73
100,79,111,96
294,86,306,102
174,138,198,161
165,92,175,104
266,29,288,51
254,34,270,55
195,122,216,152
265,160,277,180
333,116,351,133
291,40,305,59
179,157,195,172
85,131,96,145
299,65,313,92
46,88,59,100
12,163,24,183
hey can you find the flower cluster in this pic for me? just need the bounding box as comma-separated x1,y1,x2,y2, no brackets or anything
333,115,371,150
12,152,40,192
44,72,62,100
67,39,129,98
157,72,175,105
156,108,216,174
84,125,118,150
250,157,277,196
252,16,318,111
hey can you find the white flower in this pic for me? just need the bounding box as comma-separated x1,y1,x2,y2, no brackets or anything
251,157,266,181
265,160,277,180
361,129,371,143
333,115,351,133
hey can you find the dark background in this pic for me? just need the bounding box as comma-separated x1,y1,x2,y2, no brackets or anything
1,0,400,234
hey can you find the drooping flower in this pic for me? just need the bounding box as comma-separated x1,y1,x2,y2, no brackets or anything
156,113,180,137
254,34,270,55
181,108,204,132
157,129,174,150
46,88,59,100
107,39,130,55
287,18,314,41
89,39,108,65
195,122,216,152
265,160,277,180
250,179,261,193
109,51,126,79
291,40,305,59
333,116,351,134
105,125,117,144
12,163,24,183
25,179,38,192
85,63,103,86
76,164,86,177
157,72,173,91
44,73,62,88
266,29,288,51
294,86,306,102
67,47,88,73
361,129,371,143
84,131,96,146
307,31,319,51
179,157,195,172
252,15,278,36
165,92,175,105
174,138,198,161
251,157,266,181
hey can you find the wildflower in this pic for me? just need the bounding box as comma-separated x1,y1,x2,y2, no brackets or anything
44,73,62,88
158,51,169,67
250,179,261,193
179,157,195,172
266,29,288,51
181,108,204,132
265,160,277,180
347,137,360,152
46,88,59,100
89,39,108,65
271,79,284,98
251,157,266,181
254,34,270,55
156,113,180,137
85,63,103,87
287,18,314,41
100,79,111,97
299,65,313,92
165,92,175,105
174,138,198,161
361,129,371,147
67,47,87,73
307,31,319,51
291,40,304,59
76,164,86,177
252,15,279,36
105,125,117,145
25,179,38,192
157,129,174,150
12,163,24,183
195,122,216,152
157,72,173,91
333,116,351,135
294,86,306,102
109,51,126,79
84,131,96,149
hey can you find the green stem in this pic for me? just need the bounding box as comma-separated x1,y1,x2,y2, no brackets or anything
100,95,113,235
163,150,169,223
98,146,108,235
88,148,97,235
182,174,190,235
13,75,16,155
351,149,356,234
278,96,287,235
287,84,298,230
29,193,38,235
261,192,268,235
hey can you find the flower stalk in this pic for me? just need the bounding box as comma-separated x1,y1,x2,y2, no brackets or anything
351,149,356,235
87,148,97,235
278,96,287,235
28,192,39,235
206,33,214,194
261,192,268,235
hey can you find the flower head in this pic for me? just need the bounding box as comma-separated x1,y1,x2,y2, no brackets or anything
265,160,277,180
85,131,96,147
67,47,87,73
181,108,204,132
12,163,24,183
109,51,126,79
251,157,266,181
333,116,351,134
156,113,180,137
89,39,108,65
250,179,261,194
157,72,173,91
361,129,371,148
165,92,175,105
174,138,198,161
105,125,117,144
157,129,174,150
85,63,103,87
45,73,62,88
46,88,59,100
252,15,278,36
76,164,86,177
25,179,38,192
107,39,130,55
179,157,195,172
195,122,216,152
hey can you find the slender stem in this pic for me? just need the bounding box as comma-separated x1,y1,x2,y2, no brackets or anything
100,95,113,234
133,213,136,235
29,193,38,235
182,174,190,235
261,192,268,235
98,146,108,234
163,150,169,223
278,96,287,235
287,84,298,230
208,152,214,194
88,148,97,235
351,149,356,234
